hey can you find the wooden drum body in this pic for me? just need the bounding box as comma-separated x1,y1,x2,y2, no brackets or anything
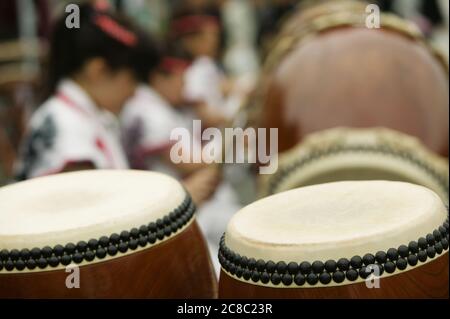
248,0,449,156
219,181,449,298
0,170,217,298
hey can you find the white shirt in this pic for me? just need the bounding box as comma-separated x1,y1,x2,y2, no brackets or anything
183,56,232,117
15,79,128,180
121,85,197,178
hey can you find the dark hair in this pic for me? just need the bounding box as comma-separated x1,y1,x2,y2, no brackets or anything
44,3,160,99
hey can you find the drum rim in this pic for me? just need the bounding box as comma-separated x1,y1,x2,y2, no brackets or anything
218,212,449,288
0,194,196,274
262,128,449,199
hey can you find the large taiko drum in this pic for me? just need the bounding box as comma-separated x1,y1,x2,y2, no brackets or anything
0,170,217,298
260,127,449,201
219,181,449,298
246,0,449,156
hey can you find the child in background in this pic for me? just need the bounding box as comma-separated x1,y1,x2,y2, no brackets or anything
121,54,220,205
171,10,230,126
15,4,159,180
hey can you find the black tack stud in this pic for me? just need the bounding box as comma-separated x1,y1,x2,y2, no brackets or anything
20,249,30,260
433,230,441,241
312,261,324,274
345,269,358,281
148,222,157,232
266,261,276,273
271,273,281,285
48,256,59,267
41,247,52,258
156,230,164,240
434,242,443,254
387,248,398,261
332,271,345,283
362,254,375,266
256,259,266,272
417,250,428,262
243,269,251,281
282,274,293,286
235,266,243,278
96,247,107,259
61,255,72,265
439,226,447,237
128,239,138,250
53,245,64,257
85,251,95,262
15,259,26,271
426,246,436,258
418,237,428,249
408,241,419,254
130,228,139,238
287,262,299,275
88,239,98,250
251,271,260,283
441,238,448,250
276,261,287,274
139,225,148,235
375,251,387,263
109,234,120,245
337,258,349,271
31,248,41,260
350,256,362,269
37,257,47,269
0,249,9,261
407,254,418,266
73,253,83,264
319,272,332,284
26,259,37,270
396,258,407,270
384,261,396,273
248,258,257,270
306,273,319,285
359,267,369,279
76,241,87,253
10,249,20,261
5,260,14,271
324,260,337,273
426,233,435,246
120,231,130,241
299,261,311,274
107,245,118,256
118,242,128,253
294,273,306,286
138,236,147,247
163,226,171,236
148,233,157,244
398,245,409,258
260,272,270,284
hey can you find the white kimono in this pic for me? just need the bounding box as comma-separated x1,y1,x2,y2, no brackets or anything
15,79,128,180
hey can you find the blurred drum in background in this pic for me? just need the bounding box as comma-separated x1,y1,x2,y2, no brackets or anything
244,0,449,156
0,170,217,298
259,127,449,202
219,181,449,298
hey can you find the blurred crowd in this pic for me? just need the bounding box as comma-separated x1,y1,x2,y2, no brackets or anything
0,0,448,273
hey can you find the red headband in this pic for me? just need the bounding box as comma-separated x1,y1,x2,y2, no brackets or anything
159,57,190,73
172,15,219,37
93,15,137,47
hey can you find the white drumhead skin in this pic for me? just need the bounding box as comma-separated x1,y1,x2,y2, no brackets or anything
226,181,447,262
0,170,186,250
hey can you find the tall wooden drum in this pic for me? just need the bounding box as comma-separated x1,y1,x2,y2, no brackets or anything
260,127,449,201
219,181,449,298
247,0,449,156
0,170,217,298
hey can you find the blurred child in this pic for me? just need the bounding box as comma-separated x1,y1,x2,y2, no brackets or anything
171,10,231,126
121,54,220,205
15,3,158,180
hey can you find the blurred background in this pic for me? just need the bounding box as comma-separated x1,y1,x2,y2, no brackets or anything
0,0,448,187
